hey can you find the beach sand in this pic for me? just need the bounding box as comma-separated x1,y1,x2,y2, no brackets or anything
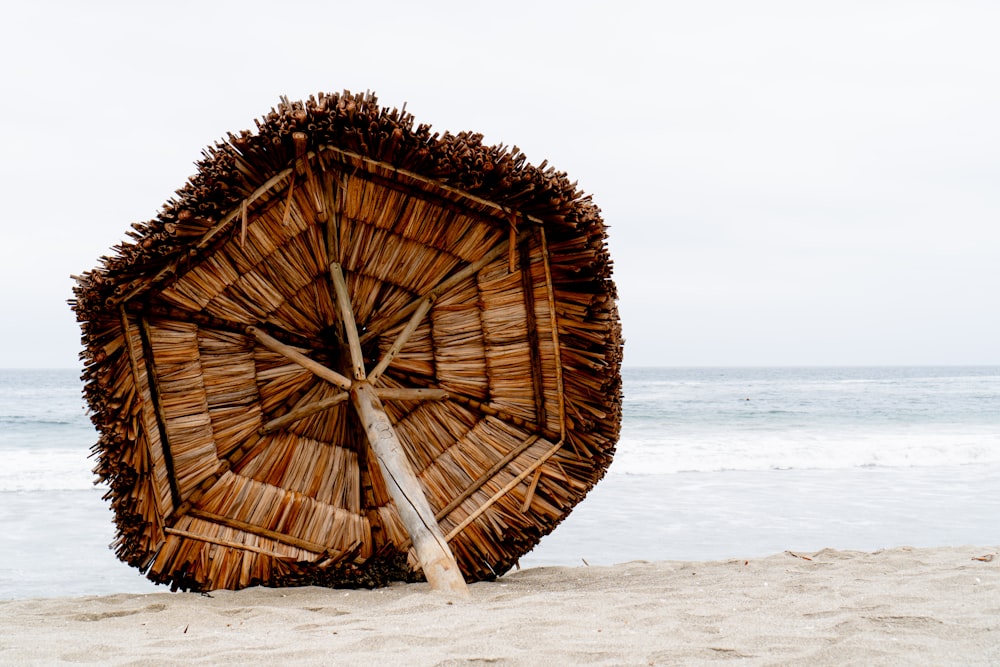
1,546,997,666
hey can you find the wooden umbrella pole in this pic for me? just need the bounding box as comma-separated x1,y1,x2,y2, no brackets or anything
351,381,469,596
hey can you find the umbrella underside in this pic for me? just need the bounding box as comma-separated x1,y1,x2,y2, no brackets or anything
73,93,621,591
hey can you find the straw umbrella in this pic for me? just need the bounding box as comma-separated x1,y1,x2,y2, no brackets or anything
71,90,622,593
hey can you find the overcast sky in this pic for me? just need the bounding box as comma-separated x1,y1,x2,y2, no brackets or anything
2,1,998,368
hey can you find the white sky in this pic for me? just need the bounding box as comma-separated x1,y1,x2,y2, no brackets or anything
2,1,998,368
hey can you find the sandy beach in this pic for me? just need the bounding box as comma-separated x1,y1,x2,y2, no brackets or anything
1,545,997,666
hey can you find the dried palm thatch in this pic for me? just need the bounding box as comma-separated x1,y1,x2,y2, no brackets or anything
70,90,622,593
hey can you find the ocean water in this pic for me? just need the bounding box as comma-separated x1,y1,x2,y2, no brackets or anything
524,366,1000,568
1,367,998,599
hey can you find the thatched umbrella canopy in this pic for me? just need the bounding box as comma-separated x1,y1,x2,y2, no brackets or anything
71,90,622,593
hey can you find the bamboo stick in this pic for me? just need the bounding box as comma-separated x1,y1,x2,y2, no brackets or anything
108,149,308,307
137,317,183,510
280,174,296,228
167,463,230,526
518,237,546,425
119,308,170,520
196,165,295,250
326,172,345,265
302,150,326,222
521,469,543,513
240,199,248,248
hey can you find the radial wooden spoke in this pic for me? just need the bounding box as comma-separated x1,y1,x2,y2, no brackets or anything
368,296,434,384
260,391,350,434
329,262,366,380
360,229,533,345
375,387,448,402
247,326,352,391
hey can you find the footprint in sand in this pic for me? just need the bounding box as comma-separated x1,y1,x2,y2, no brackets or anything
71,604,166,622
